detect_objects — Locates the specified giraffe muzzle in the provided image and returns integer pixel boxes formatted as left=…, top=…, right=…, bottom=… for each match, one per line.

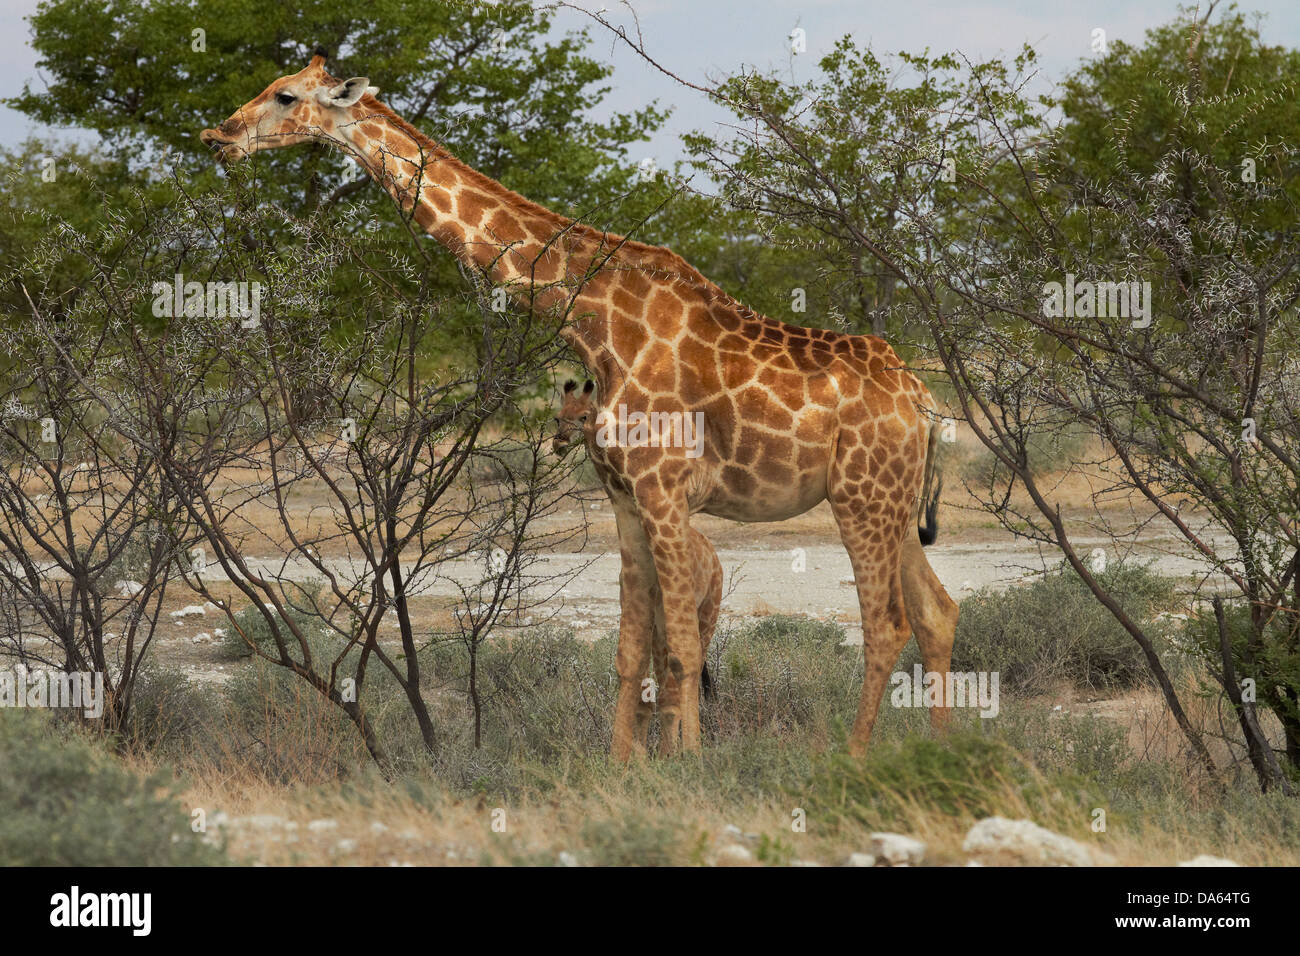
left=199, top=128, right=247, bottom=162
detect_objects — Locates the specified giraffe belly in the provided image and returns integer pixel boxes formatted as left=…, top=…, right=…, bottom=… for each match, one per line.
left=694, top=398, right=836, bottom=521
left=695, top=451, right=829, bottom=522
left=700, top=486, right=826, bottom=523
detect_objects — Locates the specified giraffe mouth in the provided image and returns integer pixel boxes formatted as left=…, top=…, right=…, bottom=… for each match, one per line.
left=199, top=129, right=246, bottom=162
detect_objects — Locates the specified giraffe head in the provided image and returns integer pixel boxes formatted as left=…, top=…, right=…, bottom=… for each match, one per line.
left=199, top=50, right=378, bottom=162
left=553, top=379, right=596, bottom=456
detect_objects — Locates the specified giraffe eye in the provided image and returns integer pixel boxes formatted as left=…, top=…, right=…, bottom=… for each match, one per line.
left=276, top=92, right=296, bottom=106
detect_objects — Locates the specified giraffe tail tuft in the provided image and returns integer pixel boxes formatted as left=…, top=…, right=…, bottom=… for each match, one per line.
left=918, top=420, right=943, bottom=547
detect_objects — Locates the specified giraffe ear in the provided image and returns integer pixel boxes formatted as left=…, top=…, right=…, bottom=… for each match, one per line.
left=319, top=77, right=371, bottom=107
left=583, top=380, right=594, bottom=395
left=563, top=380, right=577, bottom=394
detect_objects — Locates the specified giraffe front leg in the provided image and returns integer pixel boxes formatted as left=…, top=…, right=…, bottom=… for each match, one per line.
left=611, top=505, right=657, bottom=762
left=641, top=501, right=704, bottom=755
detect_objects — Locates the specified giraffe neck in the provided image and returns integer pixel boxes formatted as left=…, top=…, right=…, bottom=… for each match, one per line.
left=334, top=97, right=732, bottom=373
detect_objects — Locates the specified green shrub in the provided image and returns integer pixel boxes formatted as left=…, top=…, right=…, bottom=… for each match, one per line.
left=1180, top=600, right=1300, bottom=753
left=219, top=627, right=420, bottom=783
left=121, top=663, right=218, bottom=756
left=908, top=561, right=1177, bottom=695
left=580, top=813, right=692, bottom=866
left=1025, top=422, right=1092, bottom=477
left=0, top=710, right=226, bottom=865
left=424, top=628, right=617, bottom=781
left=219, top=598, right=330, bottom=660
left=419, top=617, right=860, bottom=792
left=799, top=730, right=1097, bottom=830
left=957, top=424, right=1092, bottom=485
left=990, top=698, right=1133, bottom=784
left=707, top=615, right=861, bottom=739
left=737, top=614, right=847, bottom=646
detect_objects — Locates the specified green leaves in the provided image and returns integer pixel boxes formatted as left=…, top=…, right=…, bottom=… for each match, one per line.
left=10, top=0, right=663, bottom=212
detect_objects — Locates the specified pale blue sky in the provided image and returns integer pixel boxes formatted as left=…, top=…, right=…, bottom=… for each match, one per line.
left=3, top=0, right=1297, bottom=161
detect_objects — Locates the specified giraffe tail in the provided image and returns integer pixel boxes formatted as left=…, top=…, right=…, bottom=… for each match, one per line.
left=701, top=662, right=714, bottom=698
left=918, top=420, right=943, bottom=547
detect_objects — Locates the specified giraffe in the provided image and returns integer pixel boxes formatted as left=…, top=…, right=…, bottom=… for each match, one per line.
left=200, top=50, right=959, bottom=759
left=554, top=378, right=722, bottom=752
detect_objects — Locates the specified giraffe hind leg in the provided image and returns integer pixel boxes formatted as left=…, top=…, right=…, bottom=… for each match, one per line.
left=653, top=595, right=682, bottom=755
left=901, top=534, right=959, bottom=733
left=828, top=453, right=915, bottom=756
left=694, top=527, right=723, bottom=699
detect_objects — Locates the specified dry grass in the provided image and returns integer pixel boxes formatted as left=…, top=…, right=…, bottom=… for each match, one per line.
left=102, top=612, right=1300, bottom=867
left=161, top=735, right=1300, bottom=867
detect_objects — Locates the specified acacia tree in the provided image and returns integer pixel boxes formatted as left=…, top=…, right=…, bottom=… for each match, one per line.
left=7, top=0, right=667, bottom=221
left=0, top=223, right=200, bottom=737
left=4, top=0, right=682, bottom=381
left=4, top=136, right=590, bottom=773
left=142, top=170, right=585, bottom=773
left=677, top=41, right=1032, bottom=339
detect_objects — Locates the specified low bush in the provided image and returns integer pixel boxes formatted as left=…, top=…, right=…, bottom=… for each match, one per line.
left=0, top=710, right=226, bottom=865
left=903, top=561, right=1177, bottom=696
left=799, top=730, right=1098, bottom=831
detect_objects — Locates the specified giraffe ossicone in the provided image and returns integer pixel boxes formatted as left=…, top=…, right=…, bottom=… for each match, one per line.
left=201, top=51, right=958, bottom=759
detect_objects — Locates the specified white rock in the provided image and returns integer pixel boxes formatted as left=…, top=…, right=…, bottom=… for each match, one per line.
left=191, top=632, right=211, bottom=644
left=962, top=817, right=1111, bottom=867
left=845, top=852, right=877, bottom=867
left=334, top=839, right=358, bottom=854
left=721, top=824, right=744, bottom=840
left=232, top=814, right=292, bottom=830
left=716, top=844, right=753, bottom=864
left=306, top=819, right=339, bottom=833
left=1178, top=855, right=1241, bottom=867
left=171, top=604, right=206, bottom=620
left=369, top=821, right=389, bottom=834
left=870, top=832, right=927, bottom=866
left=557, top=851, right=579, bottom=867
left=790, top=859, right=822, bottom=867
left=116, top=580, right=144, bottom=597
